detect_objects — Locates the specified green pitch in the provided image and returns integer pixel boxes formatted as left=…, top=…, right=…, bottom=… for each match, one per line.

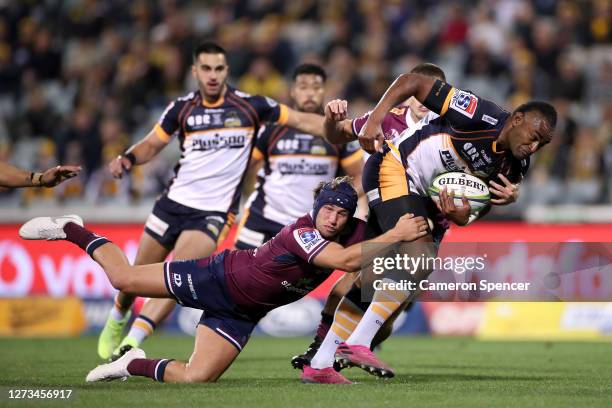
left=1, top=336, right=611, bottom=407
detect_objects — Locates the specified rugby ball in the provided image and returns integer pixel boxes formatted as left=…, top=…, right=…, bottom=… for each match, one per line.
left=428, top=172, right=490, bottom=213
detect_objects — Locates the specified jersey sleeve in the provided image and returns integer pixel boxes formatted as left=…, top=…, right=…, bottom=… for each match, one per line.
left=249, top=95, right=289, bottom=125
left=154, top=99, right=184, bottom=143
left=351, top=111, right=371, bottom=136
left=339, top=140, right=364, bottom=169
left=253, top=124, right=273, bottom=161
left=423, top=79, right=508, bottom=132
left=285, top=227, right=331, bottom=264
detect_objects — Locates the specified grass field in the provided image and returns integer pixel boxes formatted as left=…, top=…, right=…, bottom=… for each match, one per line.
left=1, top=336, right=611, bottom=407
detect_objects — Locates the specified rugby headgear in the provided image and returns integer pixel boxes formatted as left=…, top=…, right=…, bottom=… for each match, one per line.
left=312, top=179, right=358, bottom=220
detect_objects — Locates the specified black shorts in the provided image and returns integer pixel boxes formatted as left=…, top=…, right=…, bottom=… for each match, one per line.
left=363, top=153, right=446, bottom=246
left=234, top=210, right=284, bottom=250
left=163, top=251, right=256, bottom=351
left=144, top=195, right=234, bottom=249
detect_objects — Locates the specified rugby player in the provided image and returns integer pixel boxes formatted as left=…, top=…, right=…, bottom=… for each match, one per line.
left=19, top=177, right=429, bottom=383
left=303, top=74, right=556, bottom=383
left=98, top=42, right=326, bottom=361
left=291, top=63, right=458, bottom=370
left=0, top=162, right=80, bottom=188
left=234, top=63, right=364, bottom=360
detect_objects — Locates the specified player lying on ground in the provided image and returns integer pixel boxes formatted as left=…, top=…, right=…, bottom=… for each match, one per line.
left=19, top=177, right=428, bottom=383
left=301, top=73, right=557, bottom=384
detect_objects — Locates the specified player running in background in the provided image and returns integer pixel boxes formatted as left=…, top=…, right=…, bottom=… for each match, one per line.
left=234, top=63, right=364, bottom=356
left=19, top=177, right=428, bottom=383
left=97, top=42, right=325, bottom=361
left=0, top=162, right=80, bottom=188
left=235, top=63, right=364, bottom=250
left=303, top=73, right=556, bottom=383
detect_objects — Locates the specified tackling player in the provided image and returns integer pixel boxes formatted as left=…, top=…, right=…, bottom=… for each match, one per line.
left=233, top=63, right=364, bottom=359
left=19, top=177, right=429, bottom=383
left=303, top=73, right=556, bottom=383
left=97, top=42, right=326, bottom=361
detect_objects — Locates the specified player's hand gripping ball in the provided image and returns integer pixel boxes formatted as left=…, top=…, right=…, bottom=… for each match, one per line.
left=428, top=172, right=490, bottom=215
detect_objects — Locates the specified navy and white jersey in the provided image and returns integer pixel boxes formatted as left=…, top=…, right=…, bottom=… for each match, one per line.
left=154, top=87, right=289, bottom=212
left=370, top=80, right=528, bottom=200
left=243, top=124, right=363, bottom=227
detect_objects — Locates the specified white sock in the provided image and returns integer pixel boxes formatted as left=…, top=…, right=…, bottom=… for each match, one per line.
left=345, top=305, right=387, bottom=347
left=125, top=316, right=156, bottom=345
left=310, top=330, right=346, bottom=369
left=346, top=284, right=406, bottom=347
left=109, top=300, right=128, bottom=322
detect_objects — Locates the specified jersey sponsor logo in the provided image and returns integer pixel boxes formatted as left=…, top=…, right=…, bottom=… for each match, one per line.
left=481, top=149, right=493, bottom=164
left=310, top=145, right=327, bottom=155
left=145, top=213, right=169, bottom=237
left=264, top=96, right=278, bottom=108
left=450, top=90, right=478, bottom=118
left=293, top=228, right=325, bottom=253
left=277, top=159, right=330, bottom=176
left=482, top=114, right=498, bottom=125
left=281, top=280, right=310, bottom=295
left=191, top=133, right=248, bottom=151
left=187, top=274, right=198, bottom=300
left=173, top=273, right=182, bottom=287
left=224, top=112, right=242, bottom=127
left=439, top=150, right=465, bottom=172
left=187, top=113, right=226, bottom=128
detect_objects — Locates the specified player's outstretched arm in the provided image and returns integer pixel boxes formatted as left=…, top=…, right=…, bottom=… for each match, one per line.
left=0, top=162, right=81, bottom=188
left=284, top=107, right=325, bottom=138
left=313, top=214, right=428, bottom=272
left=109, top=128, right=168, bottom=179
left=359, top=73, right=436, bottom=152
left=324, top=99, right=356, bottom=144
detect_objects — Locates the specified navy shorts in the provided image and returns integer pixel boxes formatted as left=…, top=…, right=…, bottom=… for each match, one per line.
left=234, top=210, right=284, bottom=250
left=144, top=195, right=234, bottom=249
left=163, top=251, right=255, bottom=351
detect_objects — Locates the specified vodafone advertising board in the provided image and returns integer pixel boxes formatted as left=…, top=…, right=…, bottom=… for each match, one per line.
left=1, top=223, right=611, bottom=299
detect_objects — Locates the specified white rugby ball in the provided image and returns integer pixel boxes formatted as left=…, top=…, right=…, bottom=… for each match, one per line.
left=428, top=172, right=490, bottom=214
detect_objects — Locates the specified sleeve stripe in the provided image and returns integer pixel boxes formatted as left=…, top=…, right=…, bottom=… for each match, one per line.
left=154, top=124, right=171, bottom=143
left=440, top=88, right=455, bottom=117
left=277, top=104, right=289, bottom=125
left=351, top=119, right=359, bottom=136
left=308, top=240, right=331, bottom=263
left=251, top=147, right=264, bottom=161
left=341, top=150, right=364, bottom=168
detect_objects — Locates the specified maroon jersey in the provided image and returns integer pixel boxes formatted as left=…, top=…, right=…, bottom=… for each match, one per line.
left=224, top=214, right=366, bottom=319
left=352, top=105, right=436, bottom=140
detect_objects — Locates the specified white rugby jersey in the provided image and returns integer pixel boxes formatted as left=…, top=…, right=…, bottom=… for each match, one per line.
left=153, top=87, right=288, bottom=212
left=367, top=81, right=529, bottom=204
left=244, top=125, right=363, bottom=226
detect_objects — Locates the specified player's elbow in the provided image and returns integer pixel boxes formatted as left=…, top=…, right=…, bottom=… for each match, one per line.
left=338, top=256, right=361, bottom=273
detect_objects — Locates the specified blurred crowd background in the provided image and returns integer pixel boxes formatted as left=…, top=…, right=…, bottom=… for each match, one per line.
left=0, top=0, right=610, bottom=218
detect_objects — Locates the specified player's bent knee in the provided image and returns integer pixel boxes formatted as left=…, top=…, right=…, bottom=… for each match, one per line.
left=106, top=266, right=136, bottom=292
